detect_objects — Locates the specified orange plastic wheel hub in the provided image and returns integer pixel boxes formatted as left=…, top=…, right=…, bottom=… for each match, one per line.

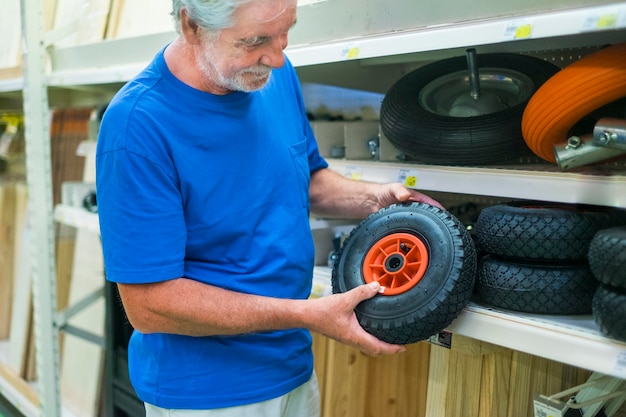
left=362, top=233, right=429, bottom=295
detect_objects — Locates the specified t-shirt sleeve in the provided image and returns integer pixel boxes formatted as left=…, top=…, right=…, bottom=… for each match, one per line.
left=96, top=147, right=187, bottom=284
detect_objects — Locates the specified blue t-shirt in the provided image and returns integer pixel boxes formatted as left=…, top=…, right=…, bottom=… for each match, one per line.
left=95, top=47, right=328, bottom=409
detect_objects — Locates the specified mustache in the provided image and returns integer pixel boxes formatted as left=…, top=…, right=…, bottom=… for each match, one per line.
left=240, top=65, right=272, bottom=76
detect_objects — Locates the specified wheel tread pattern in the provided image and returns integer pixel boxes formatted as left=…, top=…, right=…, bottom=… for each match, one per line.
left=475, top=201, right=626, bottom=260
left=592, top=284, right=626, bottom=343
left=477, top=255, right=597, bottom=314
left=332, top=203, right=477, bottom=345
left=588, top=226, right=626, bottom=288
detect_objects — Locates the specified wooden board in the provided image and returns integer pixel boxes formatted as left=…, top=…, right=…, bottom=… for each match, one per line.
left=0, top=0, right=21, bottom=73
left=315, top=335, right=430, bottom=417
left=365, top=342, right=430, bottom=417
left=0, top=182, right=27, bottom=339
left=425, top=334, right=594, bottom=417
left=59, top=137, right=104, bottom=417
left=7, top=186, right=30, bottom=377
left=52, top=0, right=111, bottom=47
left=106, top=0, right=173, bottom=39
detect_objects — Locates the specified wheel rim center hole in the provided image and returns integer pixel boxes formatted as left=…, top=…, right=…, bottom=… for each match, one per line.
left=385, top=254, right=405, bottom=273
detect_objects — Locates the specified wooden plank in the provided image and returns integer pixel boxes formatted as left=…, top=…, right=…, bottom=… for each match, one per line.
left=366, top=349, right=405, bottom=417
left=398, top=342, right=430, bottom=417
left=0, top=0, right=21, bottom=73
left=321, top=340, right=368, bottom=417
left=59, top=118, right=104, bottom=417
left=52, top=0, right=111, bottom=47
left=365, top=341, right=429, bottom=417
left=425, top=344, right=450, bottom=417
left=0, top=182, right=26, bottom=339
left=107, top=0, right=173, bottom=39
left=104, top=0, right=124, bottom=39
left=479, top=348, right=512, bottom=417
left=7, top=185, right=30, bottom=376
left=445, top=344, right=483, bottom=417
left=0, top=360, right=38, bottom=407
left=59, top=226, right=104, bottom=417
left=508, top=351, right=534, bottom=417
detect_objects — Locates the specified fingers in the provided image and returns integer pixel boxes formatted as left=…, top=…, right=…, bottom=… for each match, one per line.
left=381, top=183, right=445, bottom=210
left=409, top=192, right=445, bottom=209
left=343, top=283, right=407, bottom=356
left=402, top=187, right=445, bottom=209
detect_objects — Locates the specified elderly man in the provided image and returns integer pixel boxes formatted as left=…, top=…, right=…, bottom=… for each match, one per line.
left=96, top=0, right=441, bottom=415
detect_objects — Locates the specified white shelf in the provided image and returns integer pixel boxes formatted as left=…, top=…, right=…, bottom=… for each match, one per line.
left=53, top=205, right=100, bottom=234
left=0, top=78, right=23, bottom=94
left=327, top=159, right=626, bottom=208
left=448, top=302, right=626, bottom=379
left=1, top=2, right=624, bottom=93
left=313, top=267, right=626, bottom=378
left=287, top=2, right=626, bottom=67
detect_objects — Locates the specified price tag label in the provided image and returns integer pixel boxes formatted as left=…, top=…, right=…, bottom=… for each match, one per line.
left=533, top=395, right=567, bottom=417
left=503, top=21, right=534, bottom=40
left=613, top=351, right=626, bottom=373
left=398, top=169, right=418, bottom=188
left=581, top=12, right=619, bottom=31
left=428, top=331, right=452, bottom=349
left=340, top=44, right=360, bottom=60
left=344, top=166, right=363, bottom=180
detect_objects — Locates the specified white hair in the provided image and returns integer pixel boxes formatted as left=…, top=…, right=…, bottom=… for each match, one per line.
left=171, top=0, right=258, bottom=34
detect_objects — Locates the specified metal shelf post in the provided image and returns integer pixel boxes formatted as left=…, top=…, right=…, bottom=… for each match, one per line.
left=20, top=0, right=62, bottom=416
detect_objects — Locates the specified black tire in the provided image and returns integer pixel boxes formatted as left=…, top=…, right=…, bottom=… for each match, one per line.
left=593, top=284, right=626, bottom=343
left=477, top=255, right=598, bottom=314
left=475, top=201, right=626, bottom=261
left=331, top=203, right=477, bottom=345
left=588, top=226, right=626, bottom=288
left=380, top=53, right=560, bottom=165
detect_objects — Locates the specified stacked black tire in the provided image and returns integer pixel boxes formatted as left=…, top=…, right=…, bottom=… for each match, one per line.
left=589, top=226, right=626, bottom=343
left=474, top=201, right=626, bottom=315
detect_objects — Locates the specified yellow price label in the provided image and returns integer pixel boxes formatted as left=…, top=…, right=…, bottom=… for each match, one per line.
left=346, top=47, right=360, bottom=59
left=596, top=14, right=617, bottom=29
left=405, top=176, right=417, bottom=187
left=350, top=172, right=362, bottom=180
left=515, top=24, right=533, bottom=39
left=345, top=166, right=363, bottom=180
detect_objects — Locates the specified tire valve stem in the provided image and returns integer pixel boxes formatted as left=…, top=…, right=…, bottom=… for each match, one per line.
left=400, top=243, right=410, bottom=253
left=466, top=48, right=481, bottom=100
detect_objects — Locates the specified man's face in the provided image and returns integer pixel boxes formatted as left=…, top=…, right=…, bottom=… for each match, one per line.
left=196, top=0, right=298, bottom=94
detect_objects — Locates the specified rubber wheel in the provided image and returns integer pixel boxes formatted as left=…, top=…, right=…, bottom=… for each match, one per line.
left=593, top=284, right=626, bottom=343
left=380, top=53, right=560, bottom=165
left=588, top=226, right=626, bottom=288
left=521, top=42, right=626, bottom=163
left=477, top=255, right=597, bottom=314
left=331, top=203, right=477, bottom=345
left=475, top=200, right=626, bottom=261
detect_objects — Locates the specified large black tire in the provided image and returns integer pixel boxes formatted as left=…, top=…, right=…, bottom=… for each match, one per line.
left=593, top=284, right=626, bottom=343
left=380, top=53, right=560, bottom=165
left=332, top=203, right=476, bottom=345
left=477, top=255, right=598, bottom=314
left=475, top=201, right=626, bottom=261
left=588, top=226, right=626, bottom=288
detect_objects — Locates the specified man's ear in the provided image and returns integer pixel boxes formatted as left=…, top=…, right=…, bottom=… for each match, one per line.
left=180, top=7, right=203, bottom=45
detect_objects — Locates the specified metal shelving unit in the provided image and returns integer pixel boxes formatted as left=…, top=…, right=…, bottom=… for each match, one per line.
left=1, top=1, right=626, bottom=416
